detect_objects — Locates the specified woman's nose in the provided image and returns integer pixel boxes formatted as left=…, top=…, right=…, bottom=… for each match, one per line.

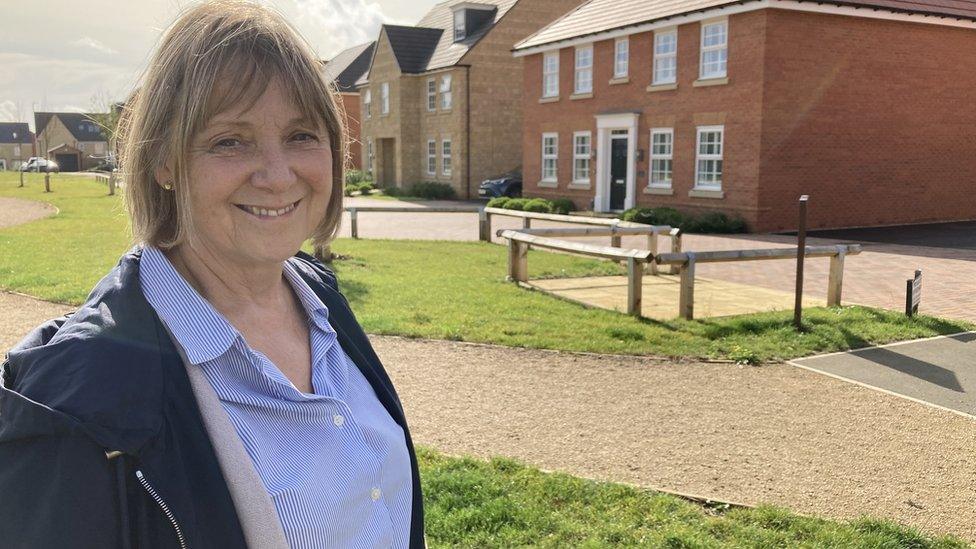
left=251, top=144, right=297, bottom=191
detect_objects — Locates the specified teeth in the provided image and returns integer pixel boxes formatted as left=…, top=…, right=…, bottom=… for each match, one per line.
left=243, top=202, right=297, bottom=217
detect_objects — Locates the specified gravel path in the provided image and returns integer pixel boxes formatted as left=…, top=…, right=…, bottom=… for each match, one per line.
left=372, top=335, right=976, bottom=543
left=0, top=197, right=57, bottom=230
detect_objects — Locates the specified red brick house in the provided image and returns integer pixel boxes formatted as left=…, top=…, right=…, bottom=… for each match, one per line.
left=514, top=0, right=976, bottom=232
left=323, top=42, right=374, bottom=172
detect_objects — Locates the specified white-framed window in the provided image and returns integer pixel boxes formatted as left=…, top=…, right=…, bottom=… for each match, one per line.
left=614, top=38, right=629, bottom=78
left=426, top=139, right=436, bottom=175
left=380, top=82, right=389, bottom=115
left=700, top=20, right=728, bottom=79
left=653, top=30, right=677, bottom=85
left=541, top=133, right=558, bottom=182
left=14, top=144, right=21, bottom=156
left=366, top=138, right=374, bottom=175
left=440, top=74, right=453, bottom=109
left=543, top=52, right=559, bottom=98
left=441, top=139, right=452, bottom=176
left=649, top=128, right=673, bottom=188
left=453, top=9, right=465, bottom=41
left=695, top=126, right=724, bottom=190
left=574, top=45, right=593, bottom=94
left=364, top=89, right=372, bottom=119
left=426, top=78, right=436, bottom=111
left=573, top=131, right=591, bottom=183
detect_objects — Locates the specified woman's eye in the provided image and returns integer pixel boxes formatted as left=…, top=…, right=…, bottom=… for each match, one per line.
left=292, top=132, right=319, bottom=143
left=213, top=138, right=242, bottom=149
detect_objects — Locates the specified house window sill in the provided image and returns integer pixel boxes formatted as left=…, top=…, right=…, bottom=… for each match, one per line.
left=644, top=186, right=674, bottom=195
left=609, top=76, right=629, bottom=85
left=568, top=181, right=591, bottom=190
left=440, top=108, right=453, bottom=113
left=693, top=77, right=729, bottom=87
left=569, top=92, right=593, bottom=101
left=539, top=96, right=560, bottom=104
left=689, top=188, right=724, bottom=199
left=646, top=83, right=677, bottom=92
left=538, top=180, right=558, bottom=188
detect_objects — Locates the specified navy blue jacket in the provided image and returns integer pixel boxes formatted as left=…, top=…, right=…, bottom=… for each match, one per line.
left=0, top=248, right=425, bottom=548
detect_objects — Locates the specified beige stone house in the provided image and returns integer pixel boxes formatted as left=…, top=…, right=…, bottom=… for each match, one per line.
left=357, top=0, right=583, bottom=198
left=34, top=112, right=109, bottom=172
left=0, top=123, right=33, bottom=170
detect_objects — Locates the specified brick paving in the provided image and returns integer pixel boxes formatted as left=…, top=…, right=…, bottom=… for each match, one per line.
left=343, top=197, right=976, bottom=323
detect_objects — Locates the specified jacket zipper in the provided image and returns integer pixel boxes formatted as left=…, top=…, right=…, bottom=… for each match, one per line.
left=135, top=470, right=188, bottom=549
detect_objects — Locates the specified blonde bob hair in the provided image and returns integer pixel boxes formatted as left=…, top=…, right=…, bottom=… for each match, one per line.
left=119, top=0, right=345, bottom=250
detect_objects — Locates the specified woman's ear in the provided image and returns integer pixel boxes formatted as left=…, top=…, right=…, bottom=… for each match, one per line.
left=154, top=161, right=174, bottom=189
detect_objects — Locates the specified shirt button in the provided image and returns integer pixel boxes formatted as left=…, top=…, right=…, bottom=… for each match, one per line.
left=333, top=414, right=345, bottom=427
left=370, top=487, right=382, bottom=501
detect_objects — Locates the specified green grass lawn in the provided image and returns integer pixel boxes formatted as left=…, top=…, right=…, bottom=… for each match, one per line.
left=0, top=173, right=969, bottom=363
left=1, top=173, right=971, bottom=546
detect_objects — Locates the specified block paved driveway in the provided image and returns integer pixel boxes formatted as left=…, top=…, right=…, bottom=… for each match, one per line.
left=342, top=198, right=976, bottom=323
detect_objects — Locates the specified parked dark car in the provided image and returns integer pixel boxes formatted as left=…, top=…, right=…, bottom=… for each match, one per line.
left=19, top=157, right=59, bottom=173
left=478, top=171, right=522, bottom=198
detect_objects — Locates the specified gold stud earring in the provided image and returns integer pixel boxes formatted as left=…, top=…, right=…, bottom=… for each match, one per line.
left=162, top=181, right=173, bottom=190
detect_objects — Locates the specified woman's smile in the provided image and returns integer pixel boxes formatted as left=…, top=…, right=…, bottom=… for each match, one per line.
left=234, top=198, right=302, bottom=220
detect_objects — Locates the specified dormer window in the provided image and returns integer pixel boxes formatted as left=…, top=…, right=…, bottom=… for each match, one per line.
left=451, top=3, right=497, bottom=42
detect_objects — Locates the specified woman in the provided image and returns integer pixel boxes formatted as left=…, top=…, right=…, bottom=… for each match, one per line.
left=0, top=2, right=424, bottom=548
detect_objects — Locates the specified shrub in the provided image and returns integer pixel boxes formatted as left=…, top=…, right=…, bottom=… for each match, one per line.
left=486, top=197, right=511, bottom=208
left=620, top=207, right=746, bottom=234
left=549, top=198, right=576, bottom=215
left=409, top=181, right=457, bottom=200
left=357, top=182, right=375, bottom=195
left=685, top=212, right=747, bottom=234
left=505, top=198, right=529, bottom=211
left=622, top=207, right=685, bottom=227
left=523, top=198, right=552, bottom=213
left=382, top=185, right=403, bottom=197
left=345, top=169, right=370, bottom=185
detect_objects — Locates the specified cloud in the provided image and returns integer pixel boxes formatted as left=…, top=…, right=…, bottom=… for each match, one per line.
left=289, top=0, right=389, bottom=58
left=71, top=36, right=119, bottom=56
left=0, top=100, right=20, bottom=123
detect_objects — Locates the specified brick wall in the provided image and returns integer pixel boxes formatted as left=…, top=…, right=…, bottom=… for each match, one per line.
left=522, top=11, right=766, bottom=225
left=757, top=10, right=976, bottom=232
left=338, top=92, right=362, bottom=171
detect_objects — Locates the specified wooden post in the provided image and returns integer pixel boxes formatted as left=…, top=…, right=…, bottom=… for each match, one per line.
left=827, top=247, right=846, bottom=307
left=480, top=210, right=491, bottom=243
left=610, top=223, right=622, bottom=248
left=645, top=231, right=659, bottom=275
left=794, top=195, right=809, bottom=330
left=627, top=257, right=642, bottom=316
left=522, top=217, right=531, bottom=230
left=44, top=172, right=51, bottom=193
left=679, top=253, right=696, bottom=320
left=19, top=169, right=24, bottom=188
left=507, top=240, right=528, bottom=282
left=349, top=208, right=359, bottom=239
left=108, top=170, right=116, bottom=196
left=669, top=229, right=682, bottom=275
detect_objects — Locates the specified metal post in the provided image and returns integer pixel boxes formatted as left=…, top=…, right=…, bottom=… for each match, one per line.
left=350, top=208, right=359, bottom=239
left=794, top=195, right=809, bottom=330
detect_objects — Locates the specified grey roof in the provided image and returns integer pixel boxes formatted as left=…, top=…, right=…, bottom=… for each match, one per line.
left=383, top=25, right=445, bottom=73
left=515, top=0, right=976, bottom=51
left=323, top=42, right=375, bottom=92
left=0, top=122, right=32, bottom=144
left=34, top=112, right=108, bottom=142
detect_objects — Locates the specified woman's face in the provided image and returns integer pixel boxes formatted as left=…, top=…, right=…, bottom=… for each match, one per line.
left=172, top=77, right=333, bottom=268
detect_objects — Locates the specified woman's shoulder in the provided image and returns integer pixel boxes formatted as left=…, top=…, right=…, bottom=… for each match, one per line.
left=288, top=250, right=339, bottom=291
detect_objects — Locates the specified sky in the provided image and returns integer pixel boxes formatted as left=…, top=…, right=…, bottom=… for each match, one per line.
left=0, top=0, right=439, bottom=131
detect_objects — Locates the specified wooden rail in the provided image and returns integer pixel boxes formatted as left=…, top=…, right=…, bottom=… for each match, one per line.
left=497, top=229, right=652, bottom=315
left=655, top=244, right=863, bottom=320
left=483, top=206, right=656, bottom=243
left=344, top=205, right=486, bottom=239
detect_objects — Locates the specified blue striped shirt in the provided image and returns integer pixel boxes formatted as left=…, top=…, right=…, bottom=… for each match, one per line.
left=138, top=246, right=412, bottom=549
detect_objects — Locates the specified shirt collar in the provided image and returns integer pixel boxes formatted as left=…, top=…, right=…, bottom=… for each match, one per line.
left=139, top=246, right=240, bottom=365
left=281, top=259, right=334, bottom=335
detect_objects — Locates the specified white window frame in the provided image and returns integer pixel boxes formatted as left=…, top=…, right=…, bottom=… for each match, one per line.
left=613, top=38, right=629, bottom=78
left=574, top=45, right=593, bottom=94
left=13, top=144, right=21, bottom=156
left=695, top=125, right=724, bottom=190
left=543, top=52, right=559, bottom=98
left=572, top=131, right=591, bottom=184
left=699, top=20, right=728, bottom=80
left=453, top=9, right=466, bottom=41
left=440, top=74, right=453, bottom=110
left=426, top=139, right=436, bottom=175
left=426, top=78, right=437, bottom=112
left=652, top=29, right=677, bottom=85
left=649, top=128, right=674, bottom=188
left=441, top=139, right=452, bottom=176
left=380, top=82, right=389, bottom=115
left=364, top=89, right=372, bottom=119
left=541, top=132, right=558, bottom=182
